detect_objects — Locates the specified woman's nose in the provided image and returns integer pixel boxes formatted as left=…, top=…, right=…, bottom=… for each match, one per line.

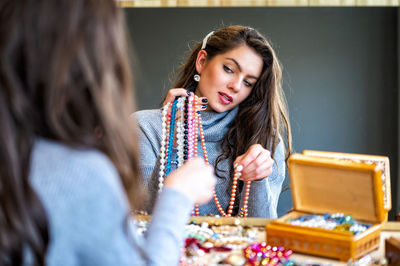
left=228, top=77, right=242, bottom=92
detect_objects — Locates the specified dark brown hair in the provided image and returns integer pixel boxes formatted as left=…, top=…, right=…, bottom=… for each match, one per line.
left=0, top=0, right=141, bottom=264
left=174, top=25, right=292, bottom=178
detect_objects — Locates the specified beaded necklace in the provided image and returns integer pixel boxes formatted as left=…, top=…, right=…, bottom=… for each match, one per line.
left=176, top=97, right=184, bottom=167
left=158, top=95, right=252, bottom=217
left=158, top=102, right=172, bottom=193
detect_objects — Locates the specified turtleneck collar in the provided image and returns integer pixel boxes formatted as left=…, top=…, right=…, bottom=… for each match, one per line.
left=199, top=107, right=238, bottom=142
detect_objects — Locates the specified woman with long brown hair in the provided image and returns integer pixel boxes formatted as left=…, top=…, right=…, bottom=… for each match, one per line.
left=0, top=0, right=215, bottom=265
left=136, top=25, right=292, bottom=218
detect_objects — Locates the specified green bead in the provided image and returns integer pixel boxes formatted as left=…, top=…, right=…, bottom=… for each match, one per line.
left=196, top=235, right=205, bottom=242
left=344, top=215, right=353, bottom=223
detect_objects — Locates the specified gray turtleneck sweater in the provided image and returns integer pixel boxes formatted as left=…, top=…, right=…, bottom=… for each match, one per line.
left=135, top=107, right=285, bottom=218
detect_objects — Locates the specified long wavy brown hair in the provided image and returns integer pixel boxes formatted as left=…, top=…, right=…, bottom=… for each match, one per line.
left=0, top=0, right=142, bottom=264
left=174, top=25, right=292, bottom=178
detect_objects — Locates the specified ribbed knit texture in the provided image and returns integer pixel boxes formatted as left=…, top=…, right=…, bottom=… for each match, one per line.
left=29, top=139, right=193, bottom=265
left=135, top=107, right=285, bottom=218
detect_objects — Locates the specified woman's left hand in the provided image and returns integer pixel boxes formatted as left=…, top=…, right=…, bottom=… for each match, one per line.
left=233, top=144, right=274, bottom=182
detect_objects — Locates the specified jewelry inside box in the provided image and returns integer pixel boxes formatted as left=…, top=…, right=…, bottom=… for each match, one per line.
left=285, top=212, right=371, bottom=235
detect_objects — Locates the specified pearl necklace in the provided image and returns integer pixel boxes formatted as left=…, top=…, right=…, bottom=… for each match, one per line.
left=158, top=102, right=172, bottom=193
left=159, top=95, right=251, bottom=217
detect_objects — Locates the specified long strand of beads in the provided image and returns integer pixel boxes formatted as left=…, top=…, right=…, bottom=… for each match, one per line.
left=227, top=165, right=242, bottom=216
left=183, top=97, right=189, bottom=161
left=197, top=113, right=208, bottom=163
left=198, top=110, right=226, bottom=216
left=158, top=102, right=172, bottom=193
left=197, top=111, right=246, bottom=217
left=165, top=100, right=177, bottom=176
left=193, top=96, right=199, bottom=158
left=242, top=181, right=251, bottom=217
left=187, top=95, right=194, bottom=160
left=176, top=97, right=185, bottom=167
left=193, top=96, right=200, bottom=216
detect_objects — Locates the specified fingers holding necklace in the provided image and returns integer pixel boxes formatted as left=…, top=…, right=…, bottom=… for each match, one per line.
left=163, top=89, right=208, bottom=111
left=163, top=88, right=188, bottom=106
left=234, top=144, right=274, bottom=182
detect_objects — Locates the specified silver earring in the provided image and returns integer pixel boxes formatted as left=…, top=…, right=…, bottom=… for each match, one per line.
left=194, top=74, right=201, bottom=82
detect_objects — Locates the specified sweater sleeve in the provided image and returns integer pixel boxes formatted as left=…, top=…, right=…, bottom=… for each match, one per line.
left=267, top=138, right=286, bottom=215
left=134, top=110, right=166, bottom=213
left=74, top=165, right=192, bottom=266
left=136, top=119, right=159, bottom=184
left=140, top=188, right=193, bottom=265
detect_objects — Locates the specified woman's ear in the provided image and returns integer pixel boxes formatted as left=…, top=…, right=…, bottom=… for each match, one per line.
left=195, top=50, right=208, bottom=74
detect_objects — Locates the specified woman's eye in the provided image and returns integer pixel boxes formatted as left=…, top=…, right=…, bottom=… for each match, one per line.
left=223, top=65, right=233, bottom=73
left=244, top=80, right=253, bottom=87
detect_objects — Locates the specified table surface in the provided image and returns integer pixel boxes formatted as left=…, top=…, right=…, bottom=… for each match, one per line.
left=136, top=216, right=400, bottom=265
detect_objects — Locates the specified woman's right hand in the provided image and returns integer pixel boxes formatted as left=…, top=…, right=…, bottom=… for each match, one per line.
left=162, top=88, right=208, bottom=111
left=164, top=157, right=216, bottom=205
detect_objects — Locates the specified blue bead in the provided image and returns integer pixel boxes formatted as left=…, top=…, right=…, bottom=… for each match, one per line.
left=211, top=233, right=219, bottom=239
left=298, top=216, right=307, bottom=222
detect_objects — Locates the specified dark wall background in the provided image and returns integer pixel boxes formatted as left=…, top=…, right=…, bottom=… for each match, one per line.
left=124, top=7, right=399, bottom=219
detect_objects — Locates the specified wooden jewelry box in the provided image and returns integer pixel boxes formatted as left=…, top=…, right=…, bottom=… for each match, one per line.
left=266, top=150, right=391, bottom=261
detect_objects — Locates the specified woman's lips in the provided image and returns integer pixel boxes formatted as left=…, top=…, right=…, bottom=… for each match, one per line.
left=218, top=92, right=233, bottom=105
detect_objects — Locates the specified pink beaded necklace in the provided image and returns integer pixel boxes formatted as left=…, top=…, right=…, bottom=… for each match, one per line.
left=159, top=95, right=251, bottom=217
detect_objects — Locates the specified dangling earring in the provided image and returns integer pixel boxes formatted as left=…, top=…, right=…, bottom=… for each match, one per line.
left=194, top=74, right=200, bottom=82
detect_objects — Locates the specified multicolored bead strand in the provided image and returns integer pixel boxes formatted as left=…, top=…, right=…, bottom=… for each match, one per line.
left=158, top=94, right=252, bottom=217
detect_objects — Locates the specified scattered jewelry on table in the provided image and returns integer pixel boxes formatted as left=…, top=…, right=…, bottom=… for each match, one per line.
left=185, top=222, right=259, bottom=250
left=243, top=242, right=293, bottom=266
left=133, top=218, right=390, bottom=266
left=180, top=221, right=294, bottom=265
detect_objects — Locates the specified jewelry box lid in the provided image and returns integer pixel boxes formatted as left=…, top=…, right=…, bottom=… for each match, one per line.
left=288, top=152, right=386, bottom=223
left=302, top=150, right=391, bottom=212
